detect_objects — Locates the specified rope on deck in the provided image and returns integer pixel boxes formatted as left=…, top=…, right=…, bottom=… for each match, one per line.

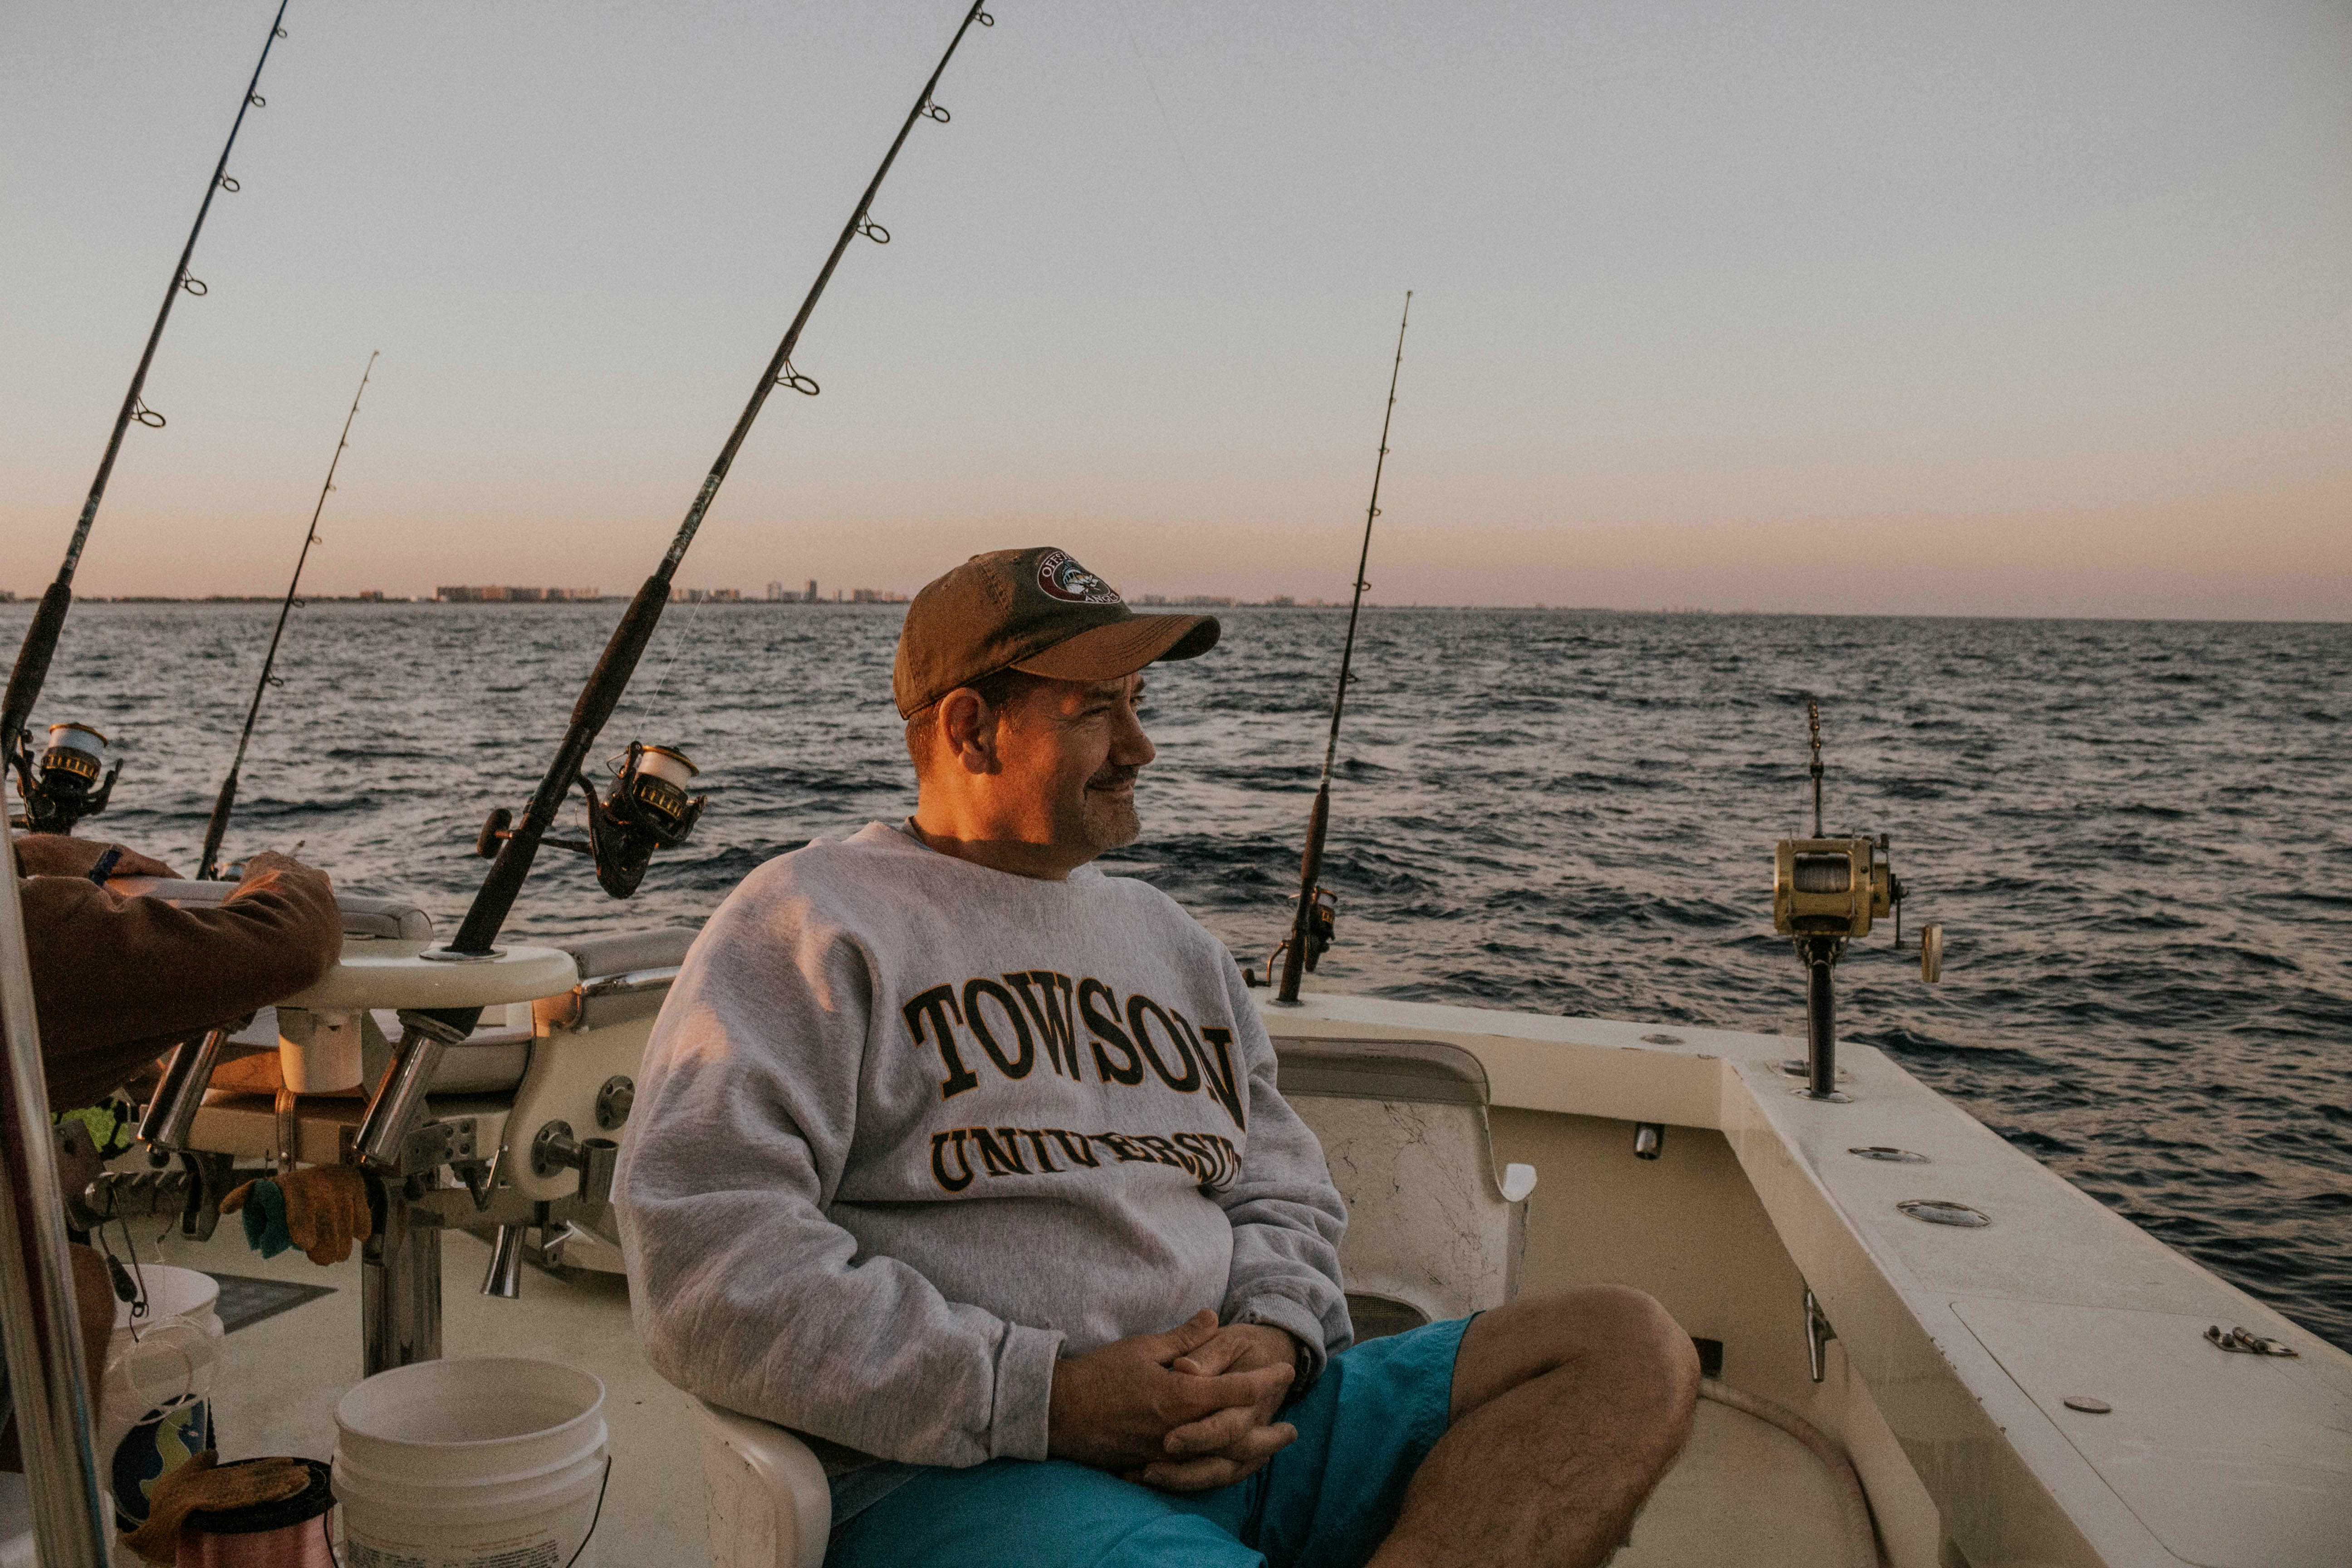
left=1698, top=1379, right=1886, bottom=1568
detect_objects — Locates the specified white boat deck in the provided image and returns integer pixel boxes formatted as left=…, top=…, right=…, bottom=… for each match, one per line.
left=137, top=1214, right=1868, bottom=1568
left=67, top=989, right=2351, bottom=1568
left=132, top=1223, right=709, bottom=1568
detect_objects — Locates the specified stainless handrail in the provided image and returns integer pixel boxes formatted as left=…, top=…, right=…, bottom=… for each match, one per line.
left=0, top=820, right=110, bottom=1563
left=578, top=964, right=683, bottom=999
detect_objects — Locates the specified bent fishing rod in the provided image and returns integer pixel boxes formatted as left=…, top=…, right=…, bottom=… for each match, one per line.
left=196, top=351, right=378, bottom=881
left=348, top=0, right=999, bottom=1172
left=2, top=0, right=294, bottom=833
left=1274, top=290, right=1412, bottom=1005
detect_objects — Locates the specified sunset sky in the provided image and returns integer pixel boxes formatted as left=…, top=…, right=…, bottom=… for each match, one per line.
left=4, top=1, right=2347, bottom=617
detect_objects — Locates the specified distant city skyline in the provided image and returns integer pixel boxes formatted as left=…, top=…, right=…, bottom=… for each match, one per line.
left=5, top=2, right=2347, bottom=620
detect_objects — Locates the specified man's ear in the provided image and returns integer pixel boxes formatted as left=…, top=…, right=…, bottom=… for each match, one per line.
left=936, top=687, right=1002, bottom=775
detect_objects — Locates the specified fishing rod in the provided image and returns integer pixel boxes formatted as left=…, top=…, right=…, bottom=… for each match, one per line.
left=1273, top=290, right=1412, bottom=1005
left=196, top=351, right=378, bottom=881
left=349, top=0, right=999, bottom=1176
left=2, top=0, right=294, bottom=836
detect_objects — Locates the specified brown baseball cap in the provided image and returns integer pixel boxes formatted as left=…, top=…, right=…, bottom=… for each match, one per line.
left=892, top=546, right=1220, bottom=717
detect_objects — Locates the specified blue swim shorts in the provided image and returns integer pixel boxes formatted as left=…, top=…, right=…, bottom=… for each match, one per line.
left=829, top=1315, right=1471, bottom=1568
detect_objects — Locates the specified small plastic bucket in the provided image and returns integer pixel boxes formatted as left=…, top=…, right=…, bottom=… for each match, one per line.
left=102, top=1264, right=224, bottom=1530
left=332, top=1357, right=608, bottom=1568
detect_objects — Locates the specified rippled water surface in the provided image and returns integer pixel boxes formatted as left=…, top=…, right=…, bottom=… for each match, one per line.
left=10, top=602, right=2349, bottom=1348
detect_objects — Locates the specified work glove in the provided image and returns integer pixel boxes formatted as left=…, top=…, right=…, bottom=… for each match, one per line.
left=121, top=1450, right=311, bottom=1565
left=220, top=1163, right=374, bottom=1264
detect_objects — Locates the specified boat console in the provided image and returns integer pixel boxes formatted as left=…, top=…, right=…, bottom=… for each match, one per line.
left=92, top=877, right=693, bottom=1375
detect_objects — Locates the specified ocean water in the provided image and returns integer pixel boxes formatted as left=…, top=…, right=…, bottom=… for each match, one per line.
left=9, top=600, right=2349, bottom=1348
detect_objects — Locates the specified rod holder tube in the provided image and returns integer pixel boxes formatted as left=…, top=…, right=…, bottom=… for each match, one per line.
left=353, top=1024, right=451, bottom=1171
left=138, top=1027, right=226, bottom=1152
left=0, top=825, right=110, bottom=1565
left=480, top=1224, right=524, bottom=1299
left=1806, top=957, right=1836, bottom=1099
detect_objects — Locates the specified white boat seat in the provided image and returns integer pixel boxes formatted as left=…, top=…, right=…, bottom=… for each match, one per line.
left=696, top=1398, right=831, bottom=1568
left=1270, top=1037, right=1536, bottom=1333
left=694, top=1033, right=1537, bottom=1568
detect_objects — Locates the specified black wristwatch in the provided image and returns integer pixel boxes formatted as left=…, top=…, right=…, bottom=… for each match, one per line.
left=1283, top=1332, right=1319, bottom=1408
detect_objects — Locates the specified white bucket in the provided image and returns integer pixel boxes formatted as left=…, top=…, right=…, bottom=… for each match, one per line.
left=333, top=1357, right=608, bottom=1568
left=99, top=1264, right=223, bottom=1529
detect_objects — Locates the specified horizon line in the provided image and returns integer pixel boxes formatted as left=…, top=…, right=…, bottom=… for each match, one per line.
left=4, top=595, right=2344, bottom=628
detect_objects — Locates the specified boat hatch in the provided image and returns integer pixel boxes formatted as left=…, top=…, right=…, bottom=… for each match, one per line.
left=1952, top=1298, right=2352, bottom=1568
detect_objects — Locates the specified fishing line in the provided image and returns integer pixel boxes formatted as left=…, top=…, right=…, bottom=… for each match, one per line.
left=1108, top=0, right=1239, bottom=278
left=624, top=396, right=807, bottom=743
left=625, top=592, right=709, bottom=749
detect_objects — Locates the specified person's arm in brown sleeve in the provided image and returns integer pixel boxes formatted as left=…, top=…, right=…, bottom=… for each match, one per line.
left=21, top=851, right=343, bottom=1109
left=11, top=834, right=177, bottom=881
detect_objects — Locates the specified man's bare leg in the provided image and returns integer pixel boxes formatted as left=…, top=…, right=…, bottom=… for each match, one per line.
left=1368, top=1286, right=1701, bottom=1568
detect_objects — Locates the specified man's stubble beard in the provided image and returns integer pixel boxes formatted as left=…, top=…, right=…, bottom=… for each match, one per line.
left=1078, top=779, right=1143, bottom=854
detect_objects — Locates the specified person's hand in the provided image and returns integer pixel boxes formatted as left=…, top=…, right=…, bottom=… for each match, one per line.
left=235, top=849, right=328, bottom=893
left=11, top=833, right=177, bottom=880
left=1131, top=1322, right=1303, bottom=1492
left=1048, top=1309, right=1295, bottom=1484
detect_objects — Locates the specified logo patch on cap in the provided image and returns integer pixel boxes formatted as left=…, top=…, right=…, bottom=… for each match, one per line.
left=1035, top=549, right=1122, bottom=606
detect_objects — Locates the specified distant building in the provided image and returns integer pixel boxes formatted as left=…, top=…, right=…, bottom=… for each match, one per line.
left=848, top=588, right=908, bottom=603
left=671, top=587, right=745, bottom=604
left=806, top=579, right=819, bottom=603
left=435, top=585, right=600, bottom=603
left=765, top=581, right=784, bottom=601
left=357, top=590, right=387, bottom=602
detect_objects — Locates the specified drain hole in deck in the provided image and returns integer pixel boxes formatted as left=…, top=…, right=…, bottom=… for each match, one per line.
left=207, top=1273, right=337, bottom=1333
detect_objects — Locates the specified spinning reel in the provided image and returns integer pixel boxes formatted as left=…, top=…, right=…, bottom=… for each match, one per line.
left=9, top=722, right=121, bottom=836
left=477, top=741, right=706, bottom=899
left=1771, top=702, right=1942, bottom=1101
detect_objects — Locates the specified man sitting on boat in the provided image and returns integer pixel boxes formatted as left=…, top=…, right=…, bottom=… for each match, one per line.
left=617, top=546, right=1698, bottom=1568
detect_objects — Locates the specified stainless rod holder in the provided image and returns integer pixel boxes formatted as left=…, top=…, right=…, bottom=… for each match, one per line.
left=1806, top=956, right=1836, bottom=1098
left=138, top=1026, right=227, bottom=1151
left=480, top=1223, right=524, bottom=1299
left=0, top=823, right=110, bottom=1564
left=353, top=1021, right=453, bottom=1171
left=273, top=1083, right=300, bottom=1172
left=362, top=1190, right=441, bottom=1375
left=1793, top=936, right=1850, bottom=1103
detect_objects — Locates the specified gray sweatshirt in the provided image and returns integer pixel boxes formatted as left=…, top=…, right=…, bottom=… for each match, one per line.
left=613, top=822, right=1350, bottom=1470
